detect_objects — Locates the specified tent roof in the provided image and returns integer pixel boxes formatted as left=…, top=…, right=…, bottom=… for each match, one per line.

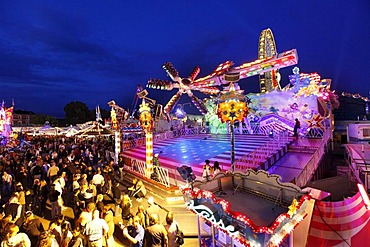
left=76, top=121, right=113, bottom=137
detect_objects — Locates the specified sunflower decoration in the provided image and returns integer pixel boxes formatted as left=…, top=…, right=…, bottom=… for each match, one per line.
left=287, top=198, right=299, bottom=217
left=139, top=100, right=153, bottom=131
left=217, top=84, right=248, bottom=124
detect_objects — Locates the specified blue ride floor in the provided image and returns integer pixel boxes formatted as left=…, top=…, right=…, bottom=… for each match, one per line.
left=153, top=139, right=229, bottom=164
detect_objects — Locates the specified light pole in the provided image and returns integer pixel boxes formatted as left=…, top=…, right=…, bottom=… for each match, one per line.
left=139, top=99, right=154, bottom=178
left=217, top=83, right=248, bottom=172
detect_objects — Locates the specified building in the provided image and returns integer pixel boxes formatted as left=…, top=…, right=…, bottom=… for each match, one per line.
left=12, top=110, right=35, bottom=127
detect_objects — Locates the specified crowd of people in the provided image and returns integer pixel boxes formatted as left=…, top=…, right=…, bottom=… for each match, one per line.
left=0, top=136, right=182, bottom=247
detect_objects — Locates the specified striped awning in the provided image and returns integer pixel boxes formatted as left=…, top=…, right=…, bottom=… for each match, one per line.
left=307, top=185, right=370, bottom=246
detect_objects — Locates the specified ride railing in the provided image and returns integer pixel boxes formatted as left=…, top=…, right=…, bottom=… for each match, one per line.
left=125, top=158, right=171, bottom=188
left=294, top=127, right=331, bottom=187
left=234, top=130, right=290, bottom=171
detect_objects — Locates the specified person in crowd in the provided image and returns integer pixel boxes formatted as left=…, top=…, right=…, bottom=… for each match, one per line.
left=202, top=160, right=212, bottom=181
left=48, top=184, right=61, bottom=219
left=38, top=179, right=49, bottom=217
left=127, top=178, right=138, bottom=197
left=0, top=215, right=12, bottom=241
left=120, top=215, right=144, bottom=247
left=213, top=161, right=222, bottom=176
left=121, top=194, right=133, bottom=221
left=164, top=211, right=179, bottom=247
left=96, top=194, right=105, bottom=217
left=3, top=195, right=23, bottom=227
left=0, top=223, right=31, bottom=247
left=77, top=202, right=95, bottom=228
left=92, top=169, right=105, bottom=195
left=84, top=210, right=109, bottom=247
left=68, top=226, right=86, bottom=247
left=111, top=181, right=122, bottom=217
left=143, top=213, right=168, bottom=247
left=132, top=180, right=146, bottom=202
left=103, top=205, right=115, bottom=247
left=47, top=161, right=59, bottom=184
left=15, top=183, right=26, bottom=217
left=136, top=205, right=148, bottom=229
left=145, top=197, right=160, bottom=225
left=2, top=170, right=13, bottom=197
left=60, top=222, right=73, bottom=247
left=293, top=118, right=300, bottom=139
left=48, top=220, right=62, bottom=246
left=88, top=180, right=97, bottom=202
left=20, top=211, right=44, bottom=246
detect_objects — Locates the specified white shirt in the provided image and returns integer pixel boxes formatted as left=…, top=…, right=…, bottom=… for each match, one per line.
left=92, top=174, right=104, bottom=185
left=0, top=232, right=31, bottom=247
left=84, top=218, right=109, bottom=241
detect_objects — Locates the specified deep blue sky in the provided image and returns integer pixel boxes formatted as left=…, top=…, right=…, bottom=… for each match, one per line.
left=1, top=1, right=369, bottom=118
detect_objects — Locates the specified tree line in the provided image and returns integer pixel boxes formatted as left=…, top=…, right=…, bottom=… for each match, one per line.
left=19, top=101, right=111, bottom=126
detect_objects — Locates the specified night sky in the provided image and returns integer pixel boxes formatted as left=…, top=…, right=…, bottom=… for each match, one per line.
left=1, top=1, right=369, bottom=118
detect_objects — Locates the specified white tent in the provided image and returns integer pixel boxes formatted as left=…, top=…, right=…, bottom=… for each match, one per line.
left=61, top=125, right=80, bottom=137
left=36, top=124, right=61, bottom=136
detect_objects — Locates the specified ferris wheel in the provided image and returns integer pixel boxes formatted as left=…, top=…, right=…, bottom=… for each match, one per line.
left=258, top=28, right=281, bottom=93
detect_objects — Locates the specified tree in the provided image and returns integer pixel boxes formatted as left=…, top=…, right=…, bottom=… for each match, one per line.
left=31, top=114, right=58, bottom=125
left=64, top=101, right=93, bottom=125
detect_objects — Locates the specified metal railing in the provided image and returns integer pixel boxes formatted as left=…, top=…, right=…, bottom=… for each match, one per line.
left=125, top=158, right=171, bottom=188
left=234, top=130, right=290, bottom=171
left=294, top=128, right=331, bottom=187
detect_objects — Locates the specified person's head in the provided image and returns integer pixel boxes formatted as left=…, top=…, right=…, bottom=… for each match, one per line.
left=92, top=210, right=100, bottom=220
left=48, top=221, right=58, bottom=231
left=205, top=160, right=210, bottom=165
left=214, top=161, right=220, bottom=169
left=96, top=194, right=104, bottom=202
left=61, top=222, right=70, bottom=232
left=149, top=213, right=159, bottom=225
left=138, top=205, right=145, bottom=213
left=103, top=204, right=112, bottom=213
left=86, top=202, right=96, bottom=212
left=25, top=211, right=34, bottom=220
left=137, top=180, right=143, bottom=187
left=123, top=194, right=131, bottom=204
left=72, top=226, right=82, bottom=237
left=4, top=223, right=19, bottom=239
left=147, top=196, right=154, bottom=206
left=57, top=215, right=65, bottom=225
left=133, top=215, right=141, bottom=229
left=166, top=211, right=174, bottom=225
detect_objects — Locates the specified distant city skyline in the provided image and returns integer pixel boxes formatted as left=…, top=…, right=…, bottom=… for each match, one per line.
left=0, top=1, right=369, bottom=118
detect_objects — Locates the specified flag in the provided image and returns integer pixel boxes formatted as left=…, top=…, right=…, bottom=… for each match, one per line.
left=96, top=105, right=102, bottom=122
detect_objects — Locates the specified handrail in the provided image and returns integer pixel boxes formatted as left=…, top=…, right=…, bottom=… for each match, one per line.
left=125, top=158, right=170, bottom=188
left=234, top=130, right=290, bottom=171
left=294, top=127, right=331, bottom=187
